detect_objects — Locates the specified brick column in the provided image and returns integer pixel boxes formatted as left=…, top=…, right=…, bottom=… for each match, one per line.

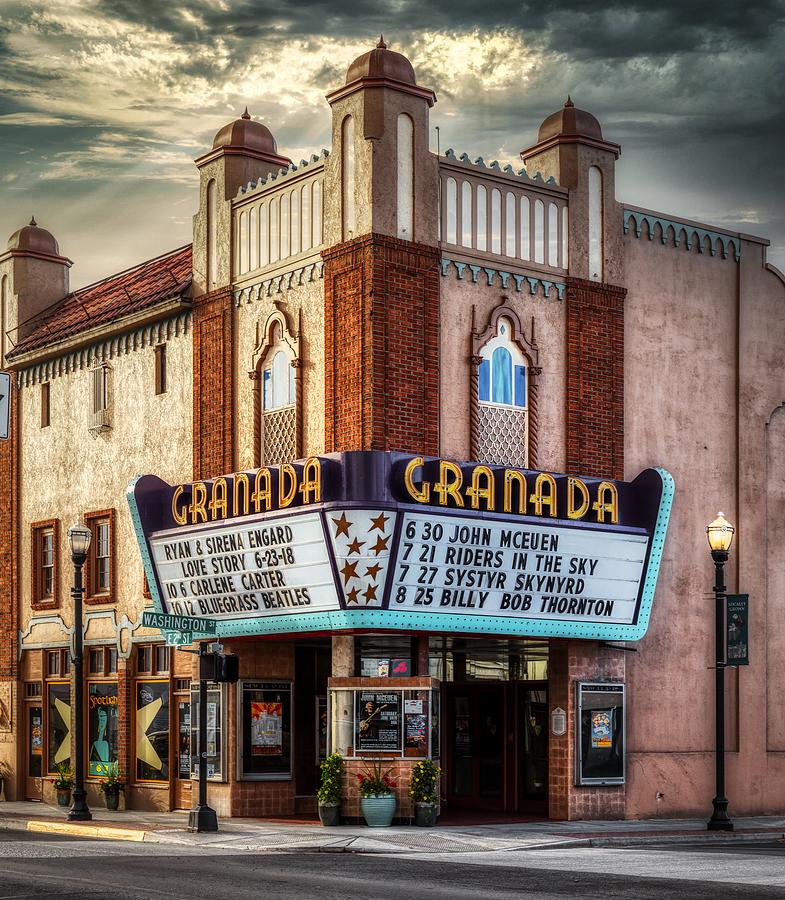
left=0, top=378, right=19, bottom=681
left=549, top=640, right=626, bottom=820
left=322, top=234, right=440, bottom=454
left=192, top=287, right=234, bottom=479
left=565, top=278, right=625, bottom=480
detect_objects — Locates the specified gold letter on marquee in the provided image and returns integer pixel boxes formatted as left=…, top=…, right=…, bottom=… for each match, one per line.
left=251, top=468, right=271, bottom=513
left=299, top=457, right=322, bottom=504
left=172, top=484, right=188, bottom=526
left=433, top=460, right=465, bottom=507
left=503, top=470, right=527, bottom=514
left=404, top=457, right=430, bottom=503
left=189, top=482, right=208, bottom=524
left=530, top=473, right=557, bottom=517
left=279, top=463, right=298, bottom=508
left=467, top=465, right=495, bottom=511
left=233, top=472, right=250, bottom=517
left=208, top=477, right=228, bottom=521
left=567, top=477, right=590, bottom=519
left=592, top=481, right=619, bottom=524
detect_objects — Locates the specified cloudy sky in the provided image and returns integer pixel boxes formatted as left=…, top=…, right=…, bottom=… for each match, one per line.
left=0, top=0, right=783, bottom=287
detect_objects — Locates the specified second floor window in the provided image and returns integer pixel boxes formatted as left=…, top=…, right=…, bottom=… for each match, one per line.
left=32, top=520, right=58, bottom=607
left=85, top=510, right=114, bottom=603
left=262, top=350, right=295, bottom=411
left=90, top=363, right=112, bottom=432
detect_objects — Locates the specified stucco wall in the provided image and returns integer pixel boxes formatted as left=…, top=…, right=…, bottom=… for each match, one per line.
left=19, top=326, right=193, bottom=645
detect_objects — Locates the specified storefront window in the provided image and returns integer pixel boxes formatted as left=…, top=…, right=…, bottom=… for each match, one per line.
left=189, top=682, right=224, bottom=781
left=356, top=636, right=412, bottom=677
left=239, top=681, right=291, bottom=779
left=136, top=680, right=169, bottom=782
left=28, top=706, right=43, bottom=778
left=87, top=682, right=118, bottom=778
left=46, top=681, right=70, bottom=775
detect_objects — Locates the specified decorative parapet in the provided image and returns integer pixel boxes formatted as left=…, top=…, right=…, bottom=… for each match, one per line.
left=17, top=310, right=191, bottom=387
left=623, top=208, right=741, bottom=261
left=233, top=260, right=324, bottom=306
left=443, top=148, right=558, bottom=186
left=236, top=149, right=330, bottom=199
left=440, top=256, right=566, bottom=300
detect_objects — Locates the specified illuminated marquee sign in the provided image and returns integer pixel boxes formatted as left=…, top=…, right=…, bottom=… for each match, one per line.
left=128, top=452, right=673, bottom=642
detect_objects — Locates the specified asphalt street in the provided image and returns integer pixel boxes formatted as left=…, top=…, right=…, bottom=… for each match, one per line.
left=0, top=831, right=782, bottom=898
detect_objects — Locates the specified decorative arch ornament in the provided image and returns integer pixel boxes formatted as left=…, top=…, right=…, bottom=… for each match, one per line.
left=470, top=298, right=542, bottom=467
left=249, top=305, right=303, bottom=466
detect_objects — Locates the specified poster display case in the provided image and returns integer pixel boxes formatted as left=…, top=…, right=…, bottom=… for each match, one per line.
left=189, top=681, right=226, bottom=782
left=238, top=680, right=292, bottom=779
left=576, top=682, right=625, bottom=785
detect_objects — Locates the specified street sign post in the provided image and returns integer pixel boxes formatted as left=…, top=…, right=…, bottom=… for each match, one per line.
left=0, top=371, right=10, bottom=441
left=141, top=610, right=217, bottom=634
left=166, top=632, right=193, bottom=646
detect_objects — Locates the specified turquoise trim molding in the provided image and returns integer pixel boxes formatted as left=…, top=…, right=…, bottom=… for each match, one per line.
left=440, top=256, right=566, bottom=300
left=623, top=209, right=740, bottom=261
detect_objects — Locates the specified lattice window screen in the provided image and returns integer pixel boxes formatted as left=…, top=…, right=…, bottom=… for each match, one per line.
left=476, top=404, right=528, bottom=468
left=262, top=405, right=296, bottom=466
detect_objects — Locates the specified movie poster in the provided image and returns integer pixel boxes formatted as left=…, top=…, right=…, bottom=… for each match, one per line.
left=88, top=682, right=118, bottom=777
left=251, top=701, right=283, bottom=755
left=591, top=710, right=612, bottom=749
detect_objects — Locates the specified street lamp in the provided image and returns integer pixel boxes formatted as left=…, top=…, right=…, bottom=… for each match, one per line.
left=706, top=511, right=735, bottom=832
left=67, top=523, right=92, bottom=822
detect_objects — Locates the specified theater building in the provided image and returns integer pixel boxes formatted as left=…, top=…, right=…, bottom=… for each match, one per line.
left=1, top=38, right=784, bottom=822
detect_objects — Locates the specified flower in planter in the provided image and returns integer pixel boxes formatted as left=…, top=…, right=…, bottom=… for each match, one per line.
left=409, top=759, right=440, bottom=805
left=97, top=761, right=125, bottom=794
left=317, top=754, right=343, bottom=805
left=357, top=759, right=397, bottom=797
left=53, top=762, right=74, bottom=791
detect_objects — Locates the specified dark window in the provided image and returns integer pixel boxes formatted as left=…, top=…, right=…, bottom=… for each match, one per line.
left=154, top=344, right=167, bottom=395
left=46, top=681, right=70, bottom=775
left=47, top=651, right=60, bottom=677
left=88, top=649, right=103, bottom=675
left=41, top=382, right=50, bottom=428
left=155, top=645, right=169, bottom=674
left=107, top=647, right=117, bottom=674
left=136, top=680, right=169, bottom=782
left=137, top=646, right=152, bottom=674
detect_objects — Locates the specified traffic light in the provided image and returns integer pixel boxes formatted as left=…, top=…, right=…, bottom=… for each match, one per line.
left=199, top=651, right=239, bottom=683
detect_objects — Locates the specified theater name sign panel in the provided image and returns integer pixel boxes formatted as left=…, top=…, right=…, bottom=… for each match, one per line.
left=128, top=452, right=674, bottom=642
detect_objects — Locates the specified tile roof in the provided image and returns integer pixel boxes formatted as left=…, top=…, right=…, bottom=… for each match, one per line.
left=9, top=244, right=192, bottom=358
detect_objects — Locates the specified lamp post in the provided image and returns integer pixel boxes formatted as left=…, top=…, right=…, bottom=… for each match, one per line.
left=706, top=511, right=735, bottom=832
left=67, top=523, right=92, bottom=822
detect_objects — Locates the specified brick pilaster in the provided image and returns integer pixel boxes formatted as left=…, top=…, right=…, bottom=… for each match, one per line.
left=565, top=278, right=625, bottom=480
left=322, top=234, right=440, bottom=454
left=0, top=379, right=19, bottom=679
left=192, top=287, right=234, bottom=479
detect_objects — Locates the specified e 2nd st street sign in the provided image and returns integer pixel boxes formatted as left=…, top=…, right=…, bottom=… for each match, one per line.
left=141, top=610, right=217, bottom=634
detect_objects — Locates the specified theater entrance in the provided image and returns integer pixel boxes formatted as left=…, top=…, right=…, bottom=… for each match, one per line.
left=444, top=682, right=548, bottom=816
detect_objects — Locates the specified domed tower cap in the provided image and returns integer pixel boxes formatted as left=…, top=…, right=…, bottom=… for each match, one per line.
left=196, top=108, right=292, bottom=168
left=327, top=37, right=436, bottom=107
left=6, top=217, right=65, bottom=259
left=521, top=97, right=620, bottom=161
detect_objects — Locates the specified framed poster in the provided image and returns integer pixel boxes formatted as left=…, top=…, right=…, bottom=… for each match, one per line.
left=189, top=682, right=224, bottom=781
left=46, top=681, right=70, bottom=775
left=135, top=680, right=169, bottom=783
left=87, top=682, right=118, bottom=778
left=316, top=696, right=328, bottom=764
left=576, top=682, right=625, bottom=785
left=355, top=691, right=401, bottom=753
left=239, top=681, right=291, bottom=779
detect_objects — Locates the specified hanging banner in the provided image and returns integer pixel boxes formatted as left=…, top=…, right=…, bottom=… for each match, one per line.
left=726, top=594, right=749, bottom=666
left=128, top=452, right=674, bottom=642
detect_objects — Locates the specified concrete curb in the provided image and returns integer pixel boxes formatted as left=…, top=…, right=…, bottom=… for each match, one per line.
left=26, top=820, right=150, bottom=842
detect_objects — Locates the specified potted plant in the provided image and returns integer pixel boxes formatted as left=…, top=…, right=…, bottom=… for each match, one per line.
left=316, top=753, right=343, bottom=826
left=357, top=759, right=397, bottom=827
left=53, top=763, right=74, bottom=807
left=98, top=762, right=124, bottom=811
left=410, top=759, right=440, bottom=827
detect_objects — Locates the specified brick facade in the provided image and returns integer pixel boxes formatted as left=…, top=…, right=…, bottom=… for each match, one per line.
left=565, top=277, right=626, bottom=480
left=323, top=233, right=440, bottom=455
left=192, top=286, right=234, bottom=480
left=0, top=383, right=19, bottom=679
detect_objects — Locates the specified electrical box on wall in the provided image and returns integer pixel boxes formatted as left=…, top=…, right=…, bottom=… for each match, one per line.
left=576, top=682, right=625, bottom=785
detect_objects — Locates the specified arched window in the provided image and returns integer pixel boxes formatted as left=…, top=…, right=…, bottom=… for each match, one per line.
left=270, top=197, right=279, bottom=264
left=477, top=185, right=487, bottom=251
left=259, top=201, right=269, bottom=267
left=206, top=179, right=217, bottom=289
left=1, top=275, right=8, bottom=365
left=461, top=182, right=472, bottom=247
left=342, top=117, right=356, bottom=240
left=548, top=202, right=558, bottom=267
left=255, top=314, right=300, bottom=466
left=588, top=166, right=603, bottom=280
left=445, top=177, right=457, bottom=244
left=290, top=190, right=300, bottom=257
left=561, top=206, right=569, bottom=268
left=505, top=192, right=516, bottom=257
left=474, top=311, right=534, bottom=469
left=301, top=184, right=311, bottom=252
left=249, top=206, right=258, bottom=271
left=491, top=189, right=501, bottom=254
left=238, top=210, right=248, bottom=274
left=397, top=113, right=414, bottom=240
left=519, top=195, right=530, bottom=260
left=280, top=193, right=290, bottom=259
left=312, top=180, right=322, bottom=247
left=534, top=199, right=544, bottom=264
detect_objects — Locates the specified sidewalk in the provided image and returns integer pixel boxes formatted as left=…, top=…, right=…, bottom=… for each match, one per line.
left=1, top=801, right=783, bottom=854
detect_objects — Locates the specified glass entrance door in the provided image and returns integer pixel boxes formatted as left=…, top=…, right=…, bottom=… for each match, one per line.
left=447, top=686, right=505, bottom=809
left=173, top=696, right=192, bottom=810
left=519, top=685, right=548, bottom=814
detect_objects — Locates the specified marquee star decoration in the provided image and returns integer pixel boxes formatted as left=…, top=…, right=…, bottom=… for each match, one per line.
left=327, top=508, right=397, bottom=608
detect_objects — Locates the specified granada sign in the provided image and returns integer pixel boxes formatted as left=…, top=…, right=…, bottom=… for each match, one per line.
left=128, top=452, right=673, bottom=642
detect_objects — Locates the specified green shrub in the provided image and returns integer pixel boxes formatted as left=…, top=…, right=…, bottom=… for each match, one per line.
left=409, top=759, right=440, bottom=804
left=317, top=753, right=343, bottom=804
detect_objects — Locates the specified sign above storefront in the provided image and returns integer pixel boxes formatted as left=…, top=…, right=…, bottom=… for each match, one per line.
left=128, top=452, right=673, bottom=643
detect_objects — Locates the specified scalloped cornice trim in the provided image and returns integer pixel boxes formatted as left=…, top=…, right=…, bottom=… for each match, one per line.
left=236, top=150, right=329, bottom=198
left=233, top=260, right=324, bottom=306
left=443, top=149, right=558, bottom=186
left=623, top=209, right=741, bottom=261
left=440, top=257, right=566, bottom=300
left=17, top=310, right=191, bottom=387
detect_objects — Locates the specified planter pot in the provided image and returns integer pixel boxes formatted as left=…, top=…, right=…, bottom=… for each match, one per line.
left=415, top=803, right=438, bottom=827
left=104, top=788, right=121, bottom=811
left=318, top=802, right=341, bottom=827
left=56, top=788, right=71, bottom=808
left=360, top=794, right=396, bottom=827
